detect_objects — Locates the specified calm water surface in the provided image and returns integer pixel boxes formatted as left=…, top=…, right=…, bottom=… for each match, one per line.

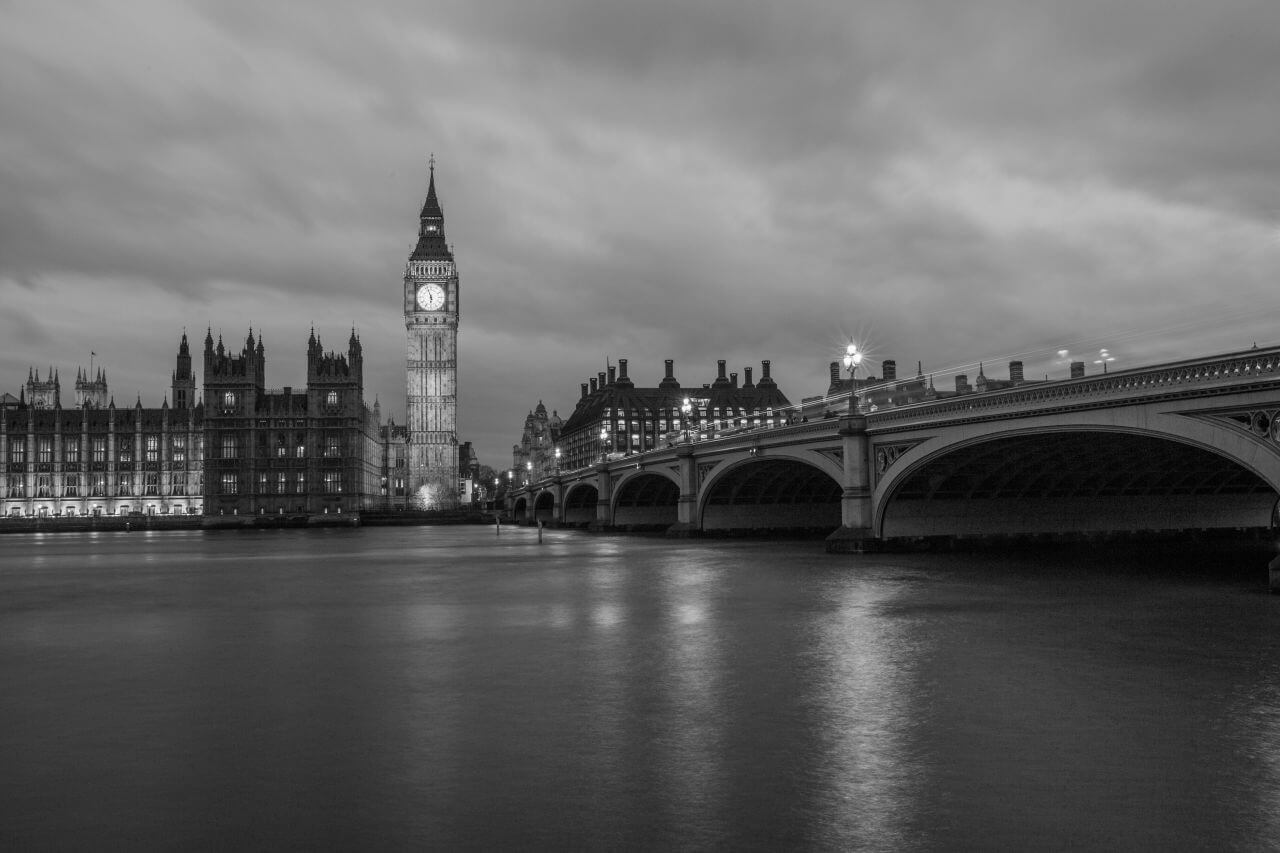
left=1, top=526, right=1278, bottom=850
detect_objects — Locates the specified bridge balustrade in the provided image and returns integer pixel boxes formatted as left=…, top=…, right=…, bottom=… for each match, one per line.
left=870, top=347, right=1280, bottom=428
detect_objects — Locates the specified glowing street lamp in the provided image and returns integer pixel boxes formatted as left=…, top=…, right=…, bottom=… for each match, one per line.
left=554, top=446, right=561, bottom=473
left=599, top=426, right=610, bottom=460
left=525, top=460, right=532, bottom=485
left=843, top=341, right=864, bottom=414
left=680, top=396, right=693, bottom=440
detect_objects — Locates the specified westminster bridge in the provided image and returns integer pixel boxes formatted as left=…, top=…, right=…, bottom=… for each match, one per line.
left=506, top=345, right=1280, bottom=556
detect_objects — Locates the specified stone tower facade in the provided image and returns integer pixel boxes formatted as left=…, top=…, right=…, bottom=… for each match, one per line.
left=403, top=161, right=460, bottom=509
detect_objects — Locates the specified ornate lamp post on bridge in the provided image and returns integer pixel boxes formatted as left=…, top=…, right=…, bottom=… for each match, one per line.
left=843, top=341, right=864, bottom=414
left=680, top=396, right=693, bottom=441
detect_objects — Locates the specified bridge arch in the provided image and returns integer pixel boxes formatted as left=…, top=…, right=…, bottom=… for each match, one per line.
left=533, top=490, right=556, bottom=524
left=873, top=419, right=1280, bottom=539
left=611, top=468, right=680, bottom=530
left=700, top=456, right=842, bottom=533
left=510, top=496, right=528, bottom=521
left=562, top=482, right=598, bottom=526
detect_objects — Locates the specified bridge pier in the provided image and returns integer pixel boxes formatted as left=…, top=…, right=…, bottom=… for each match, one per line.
left=666, top=442, right=700, bottom=538
left=587, top=461, right=614, bottom=532
left=826, top=413, right=882, bottom=553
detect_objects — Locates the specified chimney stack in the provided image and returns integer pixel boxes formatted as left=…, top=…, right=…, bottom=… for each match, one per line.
left=762, top=360, right=772, bottom=380
left=743, top=367, right=754, bottom=388
left=659, top=358, right=680, bottom=390
left=590, top=377, right=598, bottom=393
left=829, top=361, right=840, bottom=386
left=581, top=383, right=589, bottom=398
left=598, top=371, right=607, bottom=389
left=607, top=365, right=616, bottom=385
left=730, top=372, right=738, bottom=388
left=883, top=359, right=897, bottom=382
left=618, top=359, right=628, bottom=379
left=956, top=374, right=970, bottom=393
left=1070, top=361, right=1085, bottom=379
left=1009, top=360, right=1024, bottom=383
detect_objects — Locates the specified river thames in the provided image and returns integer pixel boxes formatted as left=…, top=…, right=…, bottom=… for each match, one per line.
left=1, top=526, right=1277, bottom=850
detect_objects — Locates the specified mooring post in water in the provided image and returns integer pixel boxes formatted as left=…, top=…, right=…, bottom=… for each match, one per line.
left=495, top=516, right=500, bottom=536
left=538, top=520, right=543, bottom=543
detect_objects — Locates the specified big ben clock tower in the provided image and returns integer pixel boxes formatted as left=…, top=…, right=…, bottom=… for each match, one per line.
left=404, top=158, right=460, bottom=509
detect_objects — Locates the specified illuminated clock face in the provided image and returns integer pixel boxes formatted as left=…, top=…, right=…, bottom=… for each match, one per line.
left=416, top=283, right=445, bottom=311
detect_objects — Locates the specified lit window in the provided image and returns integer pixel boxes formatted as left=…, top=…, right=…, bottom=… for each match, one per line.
left=38, top=439, right=53, bottom=463
left=326, top=391, right=338, bottom=407
left=221, top=472, right=238, bottom=495
left=9, top=439, right=25, bottom=464
left=223, top=391, right=237, bottom=409
left=118, top=438, right=133, bottom=463
left=63, top=474, right=80, bottom=497
left=65, top=443, right=80, bottom=463
left=172, top=435, right=186, bottom=462
left=145, top=435, right=160, bottom=462
left=221, top=435, right=239, bottom=459
left=117, top=473, right=133, bottom=496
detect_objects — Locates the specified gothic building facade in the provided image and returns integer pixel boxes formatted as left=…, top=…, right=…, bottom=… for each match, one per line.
left=201, top=328, right=384, bottom=517
left=2, top=340, right=204, bottom=518
left=2, top=329, right=392, bottom=519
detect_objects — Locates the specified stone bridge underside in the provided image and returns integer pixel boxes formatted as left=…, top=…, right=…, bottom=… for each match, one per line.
left=603, top=460, right=843, bottom=531
left=880, top=431, right=1277, bottom=538
left=702, top=459, right=841, bottom=531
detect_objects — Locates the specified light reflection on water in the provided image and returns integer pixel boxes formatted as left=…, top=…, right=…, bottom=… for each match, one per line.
left=0, top=526, right=1277, bottom=849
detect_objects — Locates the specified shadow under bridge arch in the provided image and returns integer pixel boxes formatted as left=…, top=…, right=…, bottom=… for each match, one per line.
left=533, top=491, right=555, bottom=524
left=878, top=430, right=1278, bottom=539
left=701, top=458, right=842, bottom=534
left=611, top=472, right=679, bottom=530
left=562, top=483, right=598, bottom=527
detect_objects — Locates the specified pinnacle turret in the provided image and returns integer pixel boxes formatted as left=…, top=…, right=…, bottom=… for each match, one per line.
left=420, top=156, right=443, bottom=220
left=411, top=156, right=452, bottom=261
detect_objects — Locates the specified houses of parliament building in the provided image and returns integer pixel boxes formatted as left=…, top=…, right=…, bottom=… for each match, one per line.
left=1, top=166, right=466, bottom=520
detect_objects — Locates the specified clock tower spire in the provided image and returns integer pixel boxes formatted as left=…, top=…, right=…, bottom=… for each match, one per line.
left=404, top=157, right=460, bottom=509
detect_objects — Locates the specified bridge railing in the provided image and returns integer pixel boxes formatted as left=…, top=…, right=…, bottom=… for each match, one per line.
left=869, top=345, right=1280, bottom=426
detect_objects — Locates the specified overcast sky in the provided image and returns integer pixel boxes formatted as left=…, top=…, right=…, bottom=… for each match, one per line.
left=4, top=0, right=1280, bottom=467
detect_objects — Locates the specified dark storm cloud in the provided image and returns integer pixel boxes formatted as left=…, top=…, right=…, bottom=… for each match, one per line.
left=3, top=0, right=1279, bottom=465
